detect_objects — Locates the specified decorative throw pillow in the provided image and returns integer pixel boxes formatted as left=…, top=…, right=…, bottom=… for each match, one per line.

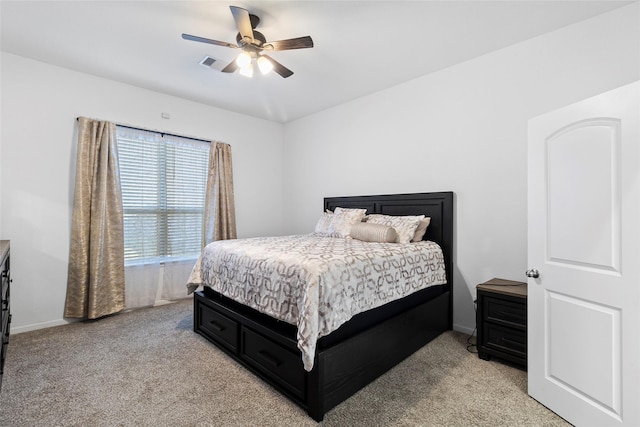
left=314, top=207, right=366, bottom=238
left=412, top=217, right=431, bottom=242
left=366, top=214, right=425, bottom=244
left=333, top=207, right=367, bottom=217
left=314, top=212, right=335, bottom=235
left=350, top=223, right=398, bottom=243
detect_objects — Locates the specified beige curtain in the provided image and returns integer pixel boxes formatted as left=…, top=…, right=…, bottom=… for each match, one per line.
left=203, top=142, right=237, bottom=245
left=64, top=117, right=125, bottom=319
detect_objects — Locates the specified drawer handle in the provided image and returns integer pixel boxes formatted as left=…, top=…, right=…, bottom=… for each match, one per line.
left=258, top=350, right=281, bottom=368
left=208, top=320, right=225, bottom=332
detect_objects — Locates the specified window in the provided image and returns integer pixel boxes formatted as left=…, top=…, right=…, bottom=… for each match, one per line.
left=116, top=126, right=209, bottom=265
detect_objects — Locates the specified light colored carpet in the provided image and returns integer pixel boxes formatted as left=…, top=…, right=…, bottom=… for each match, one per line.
left=0, top=298, right=569, bottom=426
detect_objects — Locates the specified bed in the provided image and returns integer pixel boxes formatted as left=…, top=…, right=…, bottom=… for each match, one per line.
left=189, top=192, right=453, bottom=421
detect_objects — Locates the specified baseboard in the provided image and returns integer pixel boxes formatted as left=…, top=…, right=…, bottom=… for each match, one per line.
left=12, top=299, right=188, bottom=334
left=14, top=303, right=472, bottom=336
left=453, top=323, right=475, bottom=336
left=11, top=318, right=78, bottom=334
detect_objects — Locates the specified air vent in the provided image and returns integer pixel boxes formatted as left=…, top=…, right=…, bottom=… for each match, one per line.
left=199, top=56, right=217, bottom=67
left=198, top=55, right=227, bottom=72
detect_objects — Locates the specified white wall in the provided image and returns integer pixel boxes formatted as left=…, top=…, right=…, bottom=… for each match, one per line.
left=0, top=53, right=285, bottom=332
left=283, top=4, right=640, bottom=334
left=2, top=3, right=638, bottom=336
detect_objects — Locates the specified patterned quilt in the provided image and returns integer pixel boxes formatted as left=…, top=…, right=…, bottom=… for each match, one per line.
left=186, top=234, right=446, bottom=371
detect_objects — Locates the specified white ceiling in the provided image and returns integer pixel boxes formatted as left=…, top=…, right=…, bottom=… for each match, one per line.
left=1, top=1, right=632, bottom=123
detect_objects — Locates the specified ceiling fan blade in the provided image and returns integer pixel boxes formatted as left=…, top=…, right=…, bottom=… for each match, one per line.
left=182, top=33, right=237, bottom=49
left=264, top=36, right=314, bottom=51
left=261, top=55, right=293, bottom=78
left=230, top=6, right=254, bottom=42
left=221, top=59, right=239, bottom=73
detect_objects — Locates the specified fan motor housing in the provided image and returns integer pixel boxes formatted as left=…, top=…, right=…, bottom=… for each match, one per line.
left=236, top=30, right=266, bottom=47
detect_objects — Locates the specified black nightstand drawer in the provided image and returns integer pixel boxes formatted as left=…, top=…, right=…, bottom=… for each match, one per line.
left=0, top=241, right=10, bottom=392
left=483, top=323, right=526, bottom=358
left=484, top=297, right=526, bottom=329
left=1, top=269, right=8, bottom=306
left=1, top=311, right=8, bottom=339
left=0, top=341, right=6, bottom=374
left=1, top=277, right=7, bottom=303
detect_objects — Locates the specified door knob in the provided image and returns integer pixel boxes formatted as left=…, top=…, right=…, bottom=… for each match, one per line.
left=526, top=269, right=539, bottom=278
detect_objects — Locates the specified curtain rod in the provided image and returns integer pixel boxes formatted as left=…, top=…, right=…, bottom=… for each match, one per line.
left=75, top=117, right=211, bottom=144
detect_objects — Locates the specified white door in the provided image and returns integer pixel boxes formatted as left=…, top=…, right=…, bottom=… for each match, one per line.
left=528, top=81, right=640, bottom=427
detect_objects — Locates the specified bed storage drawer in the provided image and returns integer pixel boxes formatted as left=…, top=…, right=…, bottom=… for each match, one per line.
left=195, top=300, right=239, bottom=353
left=241, top=326, right=305, bottom=400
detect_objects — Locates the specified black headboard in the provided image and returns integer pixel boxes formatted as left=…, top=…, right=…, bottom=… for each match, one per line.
left=324, top=192, right=454, bottom=314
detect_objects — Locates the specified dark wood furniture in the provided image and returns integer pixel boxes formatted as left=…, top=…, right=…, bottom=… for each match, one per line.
left=476, top=278, right=527, bottom=369
left=193, top=192, right=454, bottom=421
left=1, top=240, right=11, bottom=391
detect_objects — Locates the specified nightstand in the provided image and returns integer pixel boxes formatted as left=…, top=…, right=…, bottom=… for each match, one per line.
left=476, top=278, right=527, bottom=369
left=1, top=240, right=11, bottom=391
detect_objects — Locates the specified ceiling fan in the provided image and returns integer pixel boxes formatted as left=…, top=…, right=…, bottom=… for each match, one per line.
left=182, top=5, right=314, bottom=78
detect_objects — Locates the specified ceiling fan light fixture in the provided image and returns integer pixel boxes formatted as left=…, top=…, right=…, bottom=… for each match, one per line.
left=236, top=51, right=252, bottom=68
left=257, top=56, right=273, bottom=75
left=239, top=62, right=254, bottom=78
left=183, top=5, right=313, bottom=79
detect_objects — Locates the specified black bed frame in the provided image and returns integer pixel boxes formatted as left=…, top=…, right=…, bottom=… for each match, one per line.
left=193, top=192, right=454, bottom=421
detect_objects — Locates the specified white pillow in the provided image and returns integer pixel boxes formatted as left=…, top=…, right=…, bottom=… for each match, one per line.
left=314, top=207, right=366, bottom=238
left=314, top=212, right=334, bottom=235
left=412, top=217, right=431, bottom=242
left=366, top=214, right=425, bottom=244
left=333, top=207, right=367, bottom=217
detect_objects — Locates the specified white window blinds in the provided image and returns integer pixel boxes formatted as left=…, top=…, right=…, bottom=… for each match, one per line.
left=116, top=126, right=209, bottom=265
